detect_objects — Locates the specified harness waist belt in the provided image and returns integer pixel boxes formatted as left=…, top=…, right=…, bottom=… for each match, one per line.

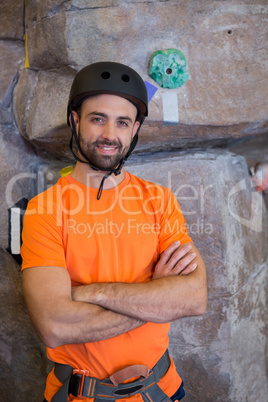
left=52, top=349, right=172, bottom=402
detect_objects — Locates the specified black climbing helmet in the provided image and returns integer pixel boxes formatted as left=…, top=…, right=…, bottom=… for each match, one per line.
left=67, top=62, right=148, bottom=200
left=67, top=61, right=148, bottom=123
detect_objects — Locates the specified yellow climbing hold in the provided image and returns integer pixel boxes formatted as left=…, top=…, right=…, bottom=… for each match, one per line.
left=24, top=33, right=29, bottom=68
left=60, top=166, right=74, bottom=177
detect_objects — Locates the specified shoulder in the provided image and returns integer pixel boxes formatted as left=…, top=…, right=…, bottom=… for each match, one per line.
left=127, top=172, right=172, bottom=198
left=24, top=176, right=71, bottom=224
left=27, top=176, right=69, bottom=209
left=126, top=172, right=178, bottom=216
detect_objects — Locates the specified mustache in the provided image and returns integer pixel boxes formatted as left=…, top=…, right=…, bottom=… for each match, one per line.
left=78, top=129, right=123, bottom=149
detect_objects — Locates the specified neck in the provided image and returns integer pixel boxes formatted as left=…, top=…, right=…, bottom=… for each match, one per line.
left=70, top=161, right=125, bottom=189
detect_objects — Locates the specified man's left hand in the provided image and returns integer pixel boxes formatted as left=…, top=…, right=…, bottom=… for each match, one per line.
left=152, top=241, right=197, bottom=280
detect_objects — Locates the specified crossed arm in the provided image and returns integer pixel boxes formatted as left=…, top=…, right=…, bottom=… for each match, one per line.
left=72, top=242, right=207, bottom=322
left=23, top=241, right=207, bottom=349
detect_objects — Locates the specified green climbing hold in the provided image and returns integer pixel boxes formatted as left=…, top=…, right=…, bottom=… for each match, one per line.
left=148, top=49, right=189, bottom=89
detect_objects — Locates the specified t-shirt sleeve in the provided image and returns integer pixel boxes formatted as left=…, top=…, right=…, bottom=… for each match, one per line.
left=21, top=198, right=66, bottom=271
left=158, top=188, right=192, bottom=254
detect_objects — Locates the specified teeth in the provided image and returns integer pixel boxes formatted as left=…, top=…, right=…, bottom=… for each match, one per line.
left=100, top=147, right=115, bottom=150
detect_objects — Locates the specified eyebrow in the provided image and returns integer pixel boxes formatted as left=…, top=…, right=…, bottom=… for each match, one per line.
left=88, top=112, right=134, bottom=123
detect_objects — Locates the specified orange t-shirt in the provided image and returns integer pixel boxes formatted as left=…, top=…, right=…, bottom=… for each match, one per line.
left=21, top=172, right=192, bottom=402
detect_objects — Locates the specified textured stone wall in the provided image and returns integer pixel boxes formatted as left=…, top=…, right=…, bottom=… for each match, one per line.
left=128, top=151, right=268, bottom=401
left=0, top=3, right=49, bottom=401
left=0, top=0, right=267, bottom=401
left=14, top=0, right=268, bottom=157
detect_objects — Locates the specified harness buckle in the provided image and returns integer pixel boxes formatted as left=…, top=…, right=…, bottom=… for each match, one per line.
left=69, top=369, right=91, bottom=399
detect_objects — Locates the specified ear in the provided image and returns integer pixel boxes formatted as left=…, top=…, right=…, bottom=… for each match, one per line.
left=69, top=110, right=79, bottom=131
left=132, top=121, right=140, bottom=138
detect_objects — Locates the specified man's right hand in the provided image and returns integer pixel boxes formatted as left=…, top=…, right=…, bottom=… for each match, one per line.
left=152, top=242, right=197, bottom=280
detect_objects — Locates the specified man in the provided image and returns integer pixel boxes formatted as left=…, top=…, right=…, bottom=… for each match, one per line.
left=21, top=62, right=207, bottom=402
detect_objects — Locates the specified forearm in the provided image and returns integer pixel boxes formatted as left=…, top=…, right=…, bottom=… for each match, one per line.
left=47, top=300, right=144, bottom=347
left=72, top=270, right=207, bottom=323
left=23, top=266, right=144, bottom=349
left=72, top=243, right=207, bottom=323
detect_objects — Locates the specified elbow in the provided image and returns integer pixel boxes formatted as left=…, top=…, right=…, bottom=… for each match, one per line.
left=196, top=299, right=207, bottom=316
left=39, top=322, right=64, bottom=349
left=193, top=271, right=208, bottom=316
left=178, top=287, right=207, bottom=319
left=26, top=314, right=62, bottom=348
left=42, top=337, right=58, bottom=349
left=42, top=336, right=60, bottom=350
left=194, top=290, right=208, bottom=316
left=169, top=286, right=208, bottom=322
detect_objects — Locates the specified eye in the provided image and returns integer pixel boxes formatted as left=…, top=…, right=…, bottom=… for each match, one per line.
left=92, top=117, right=104, bottom=123
left=117, top=120, right=129, bottom=127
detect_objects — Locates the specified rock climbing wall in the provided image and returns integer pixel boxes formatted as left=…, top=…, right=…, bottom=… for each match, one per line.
left=128, top=151, right=268, bottom=401
left=15, top=0, right=268, bottom=156
left=0, top=0, right=267, bottom=401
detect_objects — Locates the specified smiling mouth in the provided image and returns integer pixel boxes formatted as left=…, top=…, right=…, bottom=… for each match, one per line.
left=97, top=145, right=118, bottom=154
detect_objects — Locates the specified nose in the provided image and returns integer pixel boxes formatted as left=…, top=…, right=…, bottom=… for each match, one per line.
left=101, top=121, right=116, bottom=142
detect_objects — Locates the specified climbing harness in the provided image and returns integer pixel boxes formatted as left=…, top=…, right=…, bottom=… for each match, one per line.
left=51, top=349, right=173, bottom=402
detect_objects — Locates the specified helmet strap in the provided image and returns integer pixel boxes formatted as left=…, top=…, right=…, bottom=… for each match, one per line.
left=97, top=170, right=114, bottom=200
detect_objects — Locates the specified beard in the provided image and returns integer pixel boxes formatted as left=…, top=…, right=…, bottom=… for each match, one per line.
left=78, top=129, right=131, bottom=171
